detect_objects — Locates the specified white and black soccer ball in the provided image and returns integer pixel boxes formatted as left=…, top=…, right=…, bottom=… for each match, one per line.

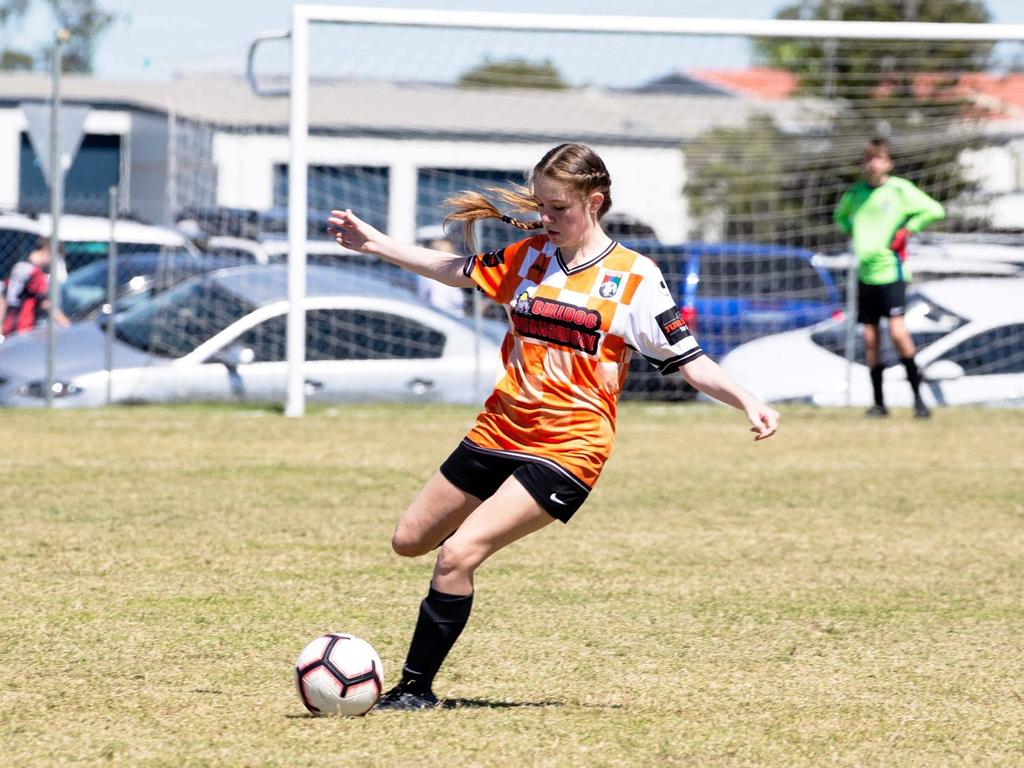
left=294, top=633, right=383, bottom=716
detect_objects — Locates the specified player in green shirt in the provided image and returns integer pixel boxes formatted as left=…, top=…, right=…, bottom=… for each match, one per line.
left=834, top=138, right=945, bottom=418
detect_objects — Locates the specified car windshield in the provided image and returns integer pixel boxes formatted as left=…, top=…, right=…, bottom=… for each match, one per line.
left=61, top=261, right=113, bottom=319
left=113, top=278, right=254, bottom=359
left=63, top=242, right=192, bottom=272
left=810, top=293, right=966, bottom=365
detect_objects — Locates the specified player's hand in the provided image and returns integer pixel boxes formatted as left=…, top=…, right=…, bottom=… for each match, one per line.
left=327, top=209, right=384, bottom=254
left=745, top=402, right=780, bottom=441
left=890, top=227, right=910, bottom=261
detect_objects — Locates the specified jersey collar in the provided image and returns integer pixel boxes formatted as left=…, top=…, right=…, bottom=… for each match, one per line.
left=555, top=240, right=618, bottom=276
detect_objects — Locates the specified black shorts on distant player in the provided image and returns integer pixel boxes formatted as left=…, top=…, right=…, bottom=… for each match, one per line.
left=857, top=280, right=907, bottom=325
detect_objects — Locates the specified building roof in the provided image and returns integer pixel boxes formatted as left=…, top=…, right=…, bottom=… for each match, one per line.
left=0, top=72, right=834, bottom=144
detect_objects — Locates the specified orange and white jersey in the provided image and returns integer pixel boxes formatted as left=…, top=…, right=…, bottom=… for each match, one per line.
left=463, top=233, right=703, bottom=489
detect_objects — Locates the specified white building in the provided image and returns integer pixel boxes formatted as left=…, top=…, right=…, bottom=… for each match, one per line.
left=0, top=72, right=1019, bottom=242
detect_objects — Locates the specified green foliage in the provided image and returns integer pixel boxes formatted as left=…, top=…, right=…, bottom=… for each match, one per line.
left=686, top=0, right=996, bottom=247
left=758, top=0, right=992, bottom=101
left=43, top=0, right=116, bottom=74
left=0, top=47, right=32, bottom=70
left=0, top=0, right=114, bottom=73
left=458, top=57, right=568, bottom=90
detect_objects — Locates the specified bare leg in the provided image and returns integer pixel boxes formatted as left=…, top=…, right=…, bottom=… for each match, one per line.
left=381, top=476, right=557, bottom=706
left=391, top=471, right=481, bottom=558
left=888, top=315, right=917, bottom=358
left=432, top=475, right=556, bottom=595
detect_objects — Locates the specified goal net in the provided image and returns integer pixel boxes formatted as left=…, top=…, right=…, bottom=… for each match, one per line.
left=7, top=8, right=1021, bottom=411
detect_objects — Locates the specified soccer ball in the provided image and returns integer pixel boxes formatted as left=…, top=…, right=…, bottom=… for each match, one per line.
left=294, top=633, right=384, bottom=716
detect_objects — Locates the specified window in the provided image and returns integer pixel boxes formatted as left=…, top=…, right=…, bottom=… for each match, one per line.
left=417, top=168, right=527, bottom=252
left=231, top=309, right=446, bottom=363
left=941, top=324, right=1024, bottom=375
left=306, top=309, right=444, bottom=361
left=20, top=134, right=120, bottom=216
left=114, top=279, right=253, bottom=359
left=811, top=320, right=948, bottom=367
left=234, top=314, right=287, bottom=363
left=273, top=165, right=389, bottom=235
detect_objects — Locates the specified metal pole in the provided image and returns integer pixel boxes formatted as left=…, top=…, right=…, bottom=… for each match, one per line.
left=285, top=7, right=309, bottom=417
left=45, top=29, right=69, bottom=408
left=106, top=186, right=119, bottom=405
left=843, top=259, right=859, bottom=407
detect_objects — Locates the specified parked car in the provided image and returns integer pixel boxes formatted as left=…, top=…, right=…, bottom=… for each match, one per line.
left=60, top=253, right=243, bottom=322
left=718, top=278, right=1024, bottom=408
left=200, top=236, right=415, bottom=290
left=0, top=213, right=197, bottom=279
left=0, top=265, right=503, bottom=408
left=629, top=241, right=842, bottom=359
left=814, top=249, right=1023, bottom=305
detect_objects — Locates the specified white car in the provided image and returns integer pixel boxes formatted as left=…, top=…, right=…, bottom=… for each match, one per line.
left=0, top=212, right=197, bottom=279
left=0, top=264, right=502, bottom=408
left=719, top=278, right=1024, bottom=408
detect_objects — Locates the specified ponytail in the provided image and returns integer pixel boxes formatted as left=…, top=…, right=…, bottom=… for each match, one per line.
left=443, top=142, right=612, bottom=253
left=443, top=185, right=542, bottom=253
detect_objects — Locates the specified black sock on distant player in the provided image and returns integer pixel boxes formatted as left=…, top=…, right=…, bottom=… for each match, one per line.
left=870, top=364, right=885, bottom=407
left=901, top=356, right=923, bottom=403
left=399, top=586, right=473, bottom=693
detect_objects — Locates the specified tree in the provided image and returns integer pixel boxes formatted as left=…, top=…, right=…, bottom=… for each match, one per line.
left=0, top=0, right=32, bottom=69
left=458, top=57, right=568, bottom=90
left=686, top=0, right=996, bottom=247
left=0, top=0, right=114, bottom=73
left=42, top=0, right=116, bottom=73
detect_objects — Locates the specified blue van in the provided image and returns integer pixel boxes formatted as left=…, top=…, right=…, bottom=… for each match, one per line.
left=627, top=241, right=842, bottom=359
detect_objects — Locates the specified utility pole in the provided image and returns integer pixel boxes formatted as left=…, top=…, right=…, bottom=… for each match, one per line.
left=45, top=28, right=70, bottom=408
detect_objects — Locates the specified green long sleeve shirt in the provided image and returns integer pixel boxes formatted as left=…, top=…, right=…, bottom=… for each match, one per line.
left=834, top=176, right=945, bottom=285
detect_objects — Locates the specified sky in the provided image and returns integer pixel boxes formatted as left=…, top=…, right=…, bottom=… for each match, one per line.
left=7, top=0, right=1024, bottom=83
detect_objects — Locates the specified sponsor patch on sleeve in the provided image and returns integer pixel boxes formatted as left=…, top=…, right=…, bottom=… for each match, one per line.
left=656, top=307, right=691, bottom=345
left=480, top=248, right=506, bottom=268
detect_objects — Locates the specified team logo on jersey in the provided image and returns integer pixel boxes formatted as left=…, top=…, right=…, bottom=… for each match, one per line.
left=480, top=248, right=505, bottom=268
left=511, top=292, right=601, bottom=354
left=656, top=307, right=691, bottom=345
left=599, top=273, right=622, bottom=298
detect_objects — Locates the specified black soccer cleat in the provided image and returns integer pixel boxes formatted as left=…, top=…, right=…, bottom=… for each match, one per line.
left=373, top=681, right=439, bottom=712
left=913, top=400, right=932, bottom=419
left=864, top=405, right=889, bottom=418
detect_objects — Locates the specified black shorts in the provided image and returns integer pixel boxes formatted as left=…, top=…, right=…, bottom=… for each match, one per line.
left=439, top=439, right=590, bottom=523
left=857, top=281, right=907, bottom=325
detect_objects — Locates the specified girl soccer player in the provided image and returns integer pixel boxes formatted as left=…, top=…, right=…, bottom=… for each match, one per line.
left=327, top=143, right=779, bottom=711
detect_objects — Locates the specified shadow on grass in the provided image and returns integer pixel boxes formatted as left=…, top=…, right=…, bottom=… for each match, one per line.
left=285, top=697, right=622, bottom=718
left=440, top=697, right=565, bottom=709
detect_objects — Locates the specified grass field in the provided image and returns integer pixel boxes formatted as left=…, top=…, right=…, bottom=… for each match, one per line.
left=1, top=403, right=1022, bottom=767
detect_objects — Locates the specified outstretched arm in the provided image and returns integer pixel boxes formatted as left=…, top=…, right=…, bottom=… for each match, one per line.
left=327, top=209, right=475, bottom=288
left=680, top=354, right=780, bottom=441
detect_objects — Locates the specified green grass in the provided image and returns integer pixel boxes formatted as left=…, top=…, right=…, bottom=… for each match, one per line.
left=1, top=403, right=1022, bottom=767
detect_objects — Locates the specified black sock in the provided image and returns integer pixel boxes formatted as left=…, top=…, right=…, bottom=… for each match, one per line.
left=870, top=364, right=885, bottom=407
left=400, top=586, right=473, bottom=692
left=901, top=356, right=923, bottom=403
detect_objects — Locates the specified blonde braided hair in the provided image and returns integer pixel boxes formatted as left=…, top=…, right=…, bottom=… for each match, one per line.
left=443, top=143, right=612, bottom=253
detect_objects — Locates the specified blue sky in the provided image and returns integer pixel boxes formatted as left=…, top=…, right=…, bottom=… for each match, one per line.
left=9, top=0, right=1024, bottom=82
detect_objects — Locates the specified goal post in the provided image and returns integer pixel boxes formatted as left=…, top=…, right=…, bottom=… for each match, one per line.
left=258, top=6, right=1024, bottom=416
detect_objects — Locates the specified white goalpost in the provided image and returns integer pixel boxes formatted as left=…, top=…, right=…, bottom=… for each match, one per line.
left=250, top=5, right=1024, bottom=417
